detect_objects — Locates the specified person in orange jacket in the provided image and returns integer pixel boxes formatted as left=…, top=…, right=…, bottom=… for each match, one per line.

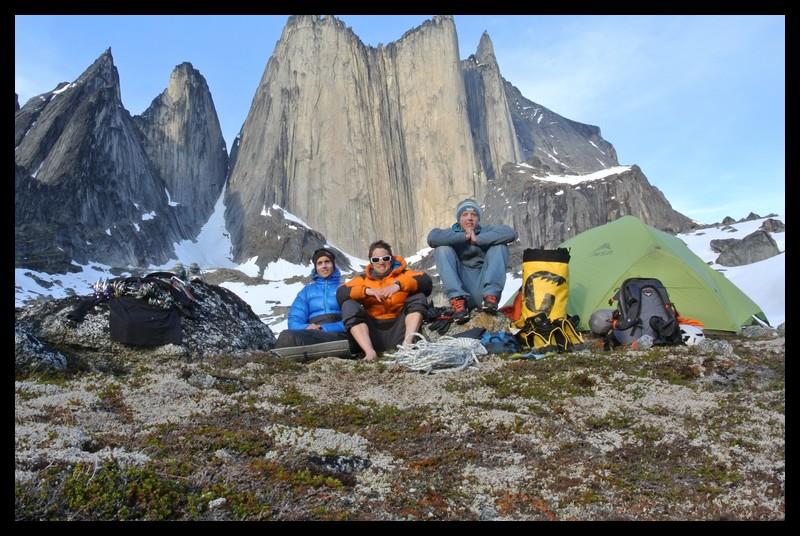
left=336, top=240, right=432, bottom=361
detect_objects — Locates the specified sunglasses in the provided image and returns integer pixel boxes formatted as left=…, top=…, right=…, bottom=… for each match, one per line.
left=370, top=255, right=392, bottom=263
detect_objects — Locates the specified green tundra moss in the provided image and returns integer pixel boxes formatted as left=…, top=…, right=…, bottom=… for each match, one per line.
left=15, top=458, right=286, bottom=521
left=16, top=461, right=197, bottom=520
left=270, top=384, right=314, bottom=406
left=143, top=417, right=272, bottom=460
left=93, top=382, right=133, bottom=421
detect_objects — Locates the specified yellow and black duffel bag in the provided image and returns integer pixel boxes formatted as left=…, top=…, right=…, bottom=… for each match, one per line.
left=514, top=248, right=584, bottom=352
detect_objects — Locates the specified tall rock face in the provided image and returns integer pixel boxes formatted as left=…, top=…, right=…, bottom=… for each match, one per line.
left=504, top=80, right=619, bottom=174
left=226, top=15, right=482, bottom=261
left=15, top=50, right=189, bottom=272
left=133, top=63, right=228, bottom=237
left=461, top=32, right=522, bottom=180
left=482, top=163, right=695, bottom=251
left=15, top=82, right=69, bottom=148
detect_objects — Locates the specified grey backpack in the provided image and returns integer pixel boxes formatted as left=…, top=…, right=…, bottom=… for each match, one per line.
left=608, top=278, right=682, bottom=346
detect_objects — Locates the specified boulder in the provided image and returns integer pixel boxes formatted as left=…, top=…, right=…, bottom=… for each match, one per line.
left=709, top=238, right=739, bottom=254
left=740, top=326, right=779, bottom=339
left=696, top=338, right=735, bottom=357
left=716, top=230, right=780, bottom=267
left=721, top=216, right=736, bottom=226
left=760, top=218, right=785, bottom=233
left=778, top=322, right=785, bottom=337
left=743, top=212, right=762, bottom=221
left=14, top=279, right=276, bottom=374
left=15, top=323, right=68, bottom=374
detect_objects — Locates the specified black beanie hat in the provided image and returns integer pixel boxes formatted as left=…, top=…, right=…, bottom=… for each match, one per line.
left=312, top=248, right=336, bottom=267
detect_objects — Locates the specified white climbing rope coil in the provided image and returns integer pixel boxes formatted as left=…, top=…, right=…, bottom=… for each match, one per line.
left=384, top=333, right=487, bottom=374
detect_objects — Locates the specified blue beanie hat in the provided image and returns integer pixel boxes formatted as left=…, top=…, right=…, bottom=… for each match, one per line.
left=455, top=198, right=481, bottom=221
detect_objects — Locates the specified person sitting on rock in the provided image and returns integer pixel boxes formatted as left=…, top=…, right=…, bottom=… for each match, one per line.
left=427, top=198, right=517, bottom=323
left=337, top=240, right=432, bottom=361
left=274, top=248, right=349, bottom=349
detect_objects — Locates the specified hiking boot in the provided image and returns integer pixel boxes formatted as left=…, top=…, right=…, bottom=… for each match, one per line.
left=482, top=294, right=499, bottom=314
left=449, top=296, right=470, bottom=324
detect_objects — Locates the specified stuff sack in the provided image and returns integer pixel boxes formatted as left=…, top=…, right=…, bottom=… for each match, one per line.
left=453, top=328, right=520, bottom=354
left=109, top=296, right=182, bottom=346
left=514, top=248, right=571, bottom=327
left=479, top=331, right=520, bottom=354
left=609, top=278, right=682, bottom=346
left=514, top=248, right=584, bottom=352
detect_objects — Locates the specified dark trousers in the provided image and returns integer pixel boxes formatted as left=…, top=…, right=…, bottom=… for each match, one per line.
left=341, top=292, right=428, bottom=353
left=274, top=329, right=349, bottom=348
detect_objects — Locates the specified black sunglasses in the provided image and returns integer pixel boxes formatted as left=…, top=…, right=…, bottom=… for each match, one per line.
left=370, top=255, right=392, bottom=263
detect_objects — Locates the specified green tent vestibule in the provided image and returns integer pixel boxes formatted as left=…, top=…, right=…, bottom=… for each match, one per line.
left=557, top=215, right=768, bottom=333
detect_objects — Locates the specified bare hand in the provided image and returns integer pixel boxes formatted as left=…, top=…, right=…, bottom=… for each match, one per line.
left=465, top=229, right=478, bottom=244
left=306, top=323, right=321, bottom=330
left=384, top=282, right=400, bottom=299
left=366, top=287, right=384, bottom=302
left=382, top=282, right=402, bottom=299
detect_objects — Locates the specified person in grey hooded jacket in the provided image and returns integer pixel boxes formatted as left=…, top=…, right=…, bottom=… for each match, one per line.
left=427, top=198, right=517, bottom=322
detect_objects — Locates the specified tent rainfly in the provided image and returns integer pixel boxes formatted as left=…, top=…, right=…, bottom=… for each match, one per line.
left=557, top=215, right=768, bottom=333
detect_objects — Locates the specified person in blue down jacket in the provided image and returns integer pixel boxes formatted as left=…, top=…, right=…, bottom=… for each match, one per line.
left=427, top=198, right=518, bottom=323
left=274, top=248, right=349, bottom=348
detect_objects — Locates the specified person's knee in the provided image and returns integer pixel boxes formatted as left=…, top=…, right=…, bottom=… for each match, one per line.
left=434, top=245, right=458, bottom=263
left=484, top=244, right=510, bottom=270
left=486, top=244, right=509, bottom=258
left=404, top=292, right=429, bottom=314
left=341, top=299, right=367, bottom=329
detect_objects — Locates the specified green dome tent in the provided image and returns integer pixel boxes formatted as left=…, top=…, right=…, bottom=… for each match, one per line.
left=557, top=216, right=768, bottom=332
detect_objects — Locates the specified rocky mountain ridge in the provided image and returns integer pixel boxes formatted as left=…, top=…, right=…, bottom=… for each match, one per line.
left=504, top=80, right=619, bottom=174
left=483, top=164, right=694, bottom=251
left=18, top=16, right=697, bottom=277
left=225, top=14, right=667, bottom=264
left=225, top=14, right=484, bottom=261
left=133, top=62, right=229, bottom=238
left=15, top=50, right=227, bottom=273
left=15, top=50, right=184, bottom=273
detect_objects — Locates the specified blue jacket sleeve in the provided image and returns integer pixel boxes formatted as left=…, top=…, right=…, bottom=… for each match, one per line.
left=475, top=224, right=518, bottom=246
left=287, top=287, right=310, bottom=330
left=427, top=227, right=467, bottom=247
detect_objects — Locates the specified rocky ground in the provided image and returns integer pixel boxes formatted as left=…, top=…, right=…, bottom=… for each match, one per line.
left=15, top=329, right=784, bottom=520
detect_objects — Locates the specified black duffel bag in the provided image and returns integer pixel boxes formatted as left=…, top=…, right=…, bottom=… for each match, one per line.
left=109, top=295, right=182, bottom=346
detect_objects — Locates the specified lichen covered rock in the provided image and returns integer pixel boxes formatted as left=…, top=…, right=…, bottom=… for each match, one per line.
left=14, top=280, right=275, bottom=373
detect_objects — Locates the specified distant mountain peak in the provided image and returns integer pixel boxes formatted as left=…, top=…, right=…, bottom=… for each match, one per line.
left=476, top=32, right=496, bottom=64
left=75, top=48, right=121, bottom=101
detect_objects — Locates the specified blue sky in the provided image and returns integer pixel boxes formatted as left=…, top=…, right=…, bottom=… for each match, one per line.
left=15, top=15, right=785, bottom=225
